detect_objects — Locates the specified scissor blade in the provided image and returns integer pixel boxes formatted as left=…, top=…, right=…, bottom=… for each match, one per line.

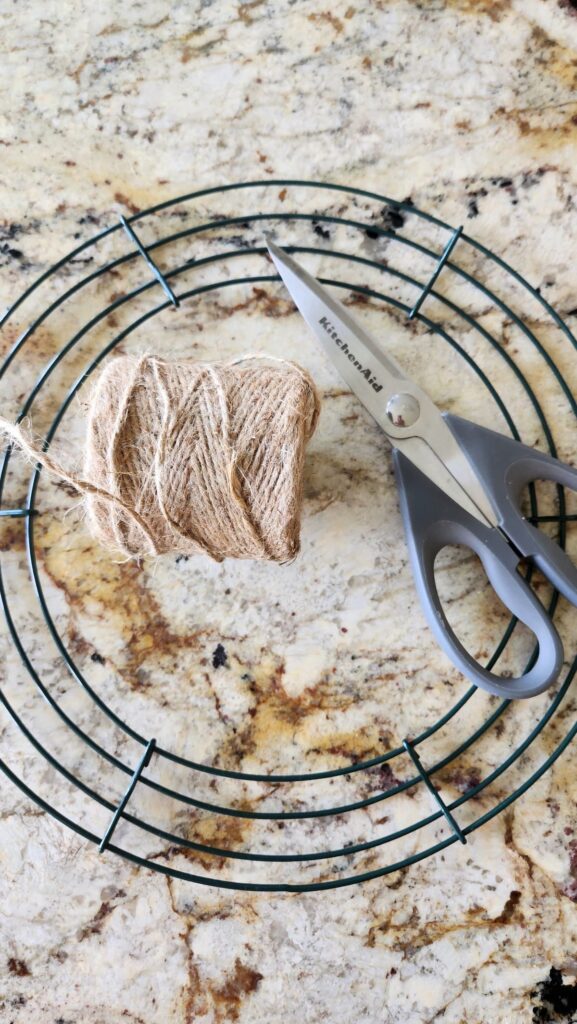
left=266, top=237, right=410, bottom=432
left=266, top=237, right=498, bottom=528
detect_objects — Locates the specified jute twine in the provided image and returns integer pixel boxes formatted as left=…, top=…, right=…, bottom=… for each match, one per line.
left=0, top=354, right=321, bottom=563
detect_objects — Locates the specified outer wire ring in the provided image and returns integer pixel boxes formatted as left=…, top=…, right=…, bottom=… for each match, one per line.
left=0, top=180, right=575, bottom=891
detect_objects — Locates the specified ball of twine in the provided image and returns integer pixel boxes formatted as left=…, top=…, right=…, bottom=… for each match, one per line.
left=0, top=354, right=321, bottom=563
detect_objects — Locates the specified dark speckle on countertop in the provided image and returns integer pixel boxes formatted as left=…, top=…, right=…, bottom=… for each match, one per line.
left=212, top=643, right=228, bottom=668
left=531, top=967, right=577, bottom=1021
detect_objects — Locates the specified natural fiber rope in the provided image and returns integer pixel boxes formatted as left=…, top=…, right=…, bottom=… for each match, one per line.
left=0, top=354, right=320, bottom=563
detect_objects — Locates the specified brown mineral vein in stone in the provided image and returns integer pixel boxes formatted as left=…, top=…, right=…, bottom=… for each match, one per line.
left=208, top=958, right=264, bottom=1023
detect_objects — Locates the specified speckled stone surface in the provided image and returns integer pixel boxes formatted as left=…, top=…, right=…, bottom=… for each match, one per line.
left=1, top=1, right=577, bottom=1022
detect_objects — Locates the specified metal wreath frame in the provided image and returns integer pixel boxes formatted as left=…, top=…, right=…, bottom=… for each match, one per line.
left=0, top=179, right=576, bottom=893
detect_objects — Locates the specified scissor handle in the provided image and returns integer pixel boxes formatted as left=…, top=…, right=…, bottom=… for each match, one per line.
left=445, top=414, right=577, bottom=605
left=393, top=443, right=564, bottom=699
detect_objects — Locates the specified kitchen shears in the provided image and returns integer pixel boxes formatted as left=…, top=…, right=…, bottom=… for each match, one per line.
left=265, top=237, right=577, bottom=699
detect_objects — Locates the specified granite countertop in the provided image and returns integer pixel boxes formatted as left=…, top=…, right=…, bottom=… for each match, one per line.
left=1, top=1, right=577, bottom=1022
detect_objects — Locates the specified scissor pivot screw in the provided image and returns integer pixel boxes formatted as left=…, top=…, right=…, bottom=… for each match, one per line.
left=386, top=393, right=421, bottom=428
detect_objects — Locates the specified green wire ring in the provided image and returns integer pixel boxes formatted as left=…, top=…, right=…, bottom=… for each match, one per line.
left=0, top=179, right=575, bottom=892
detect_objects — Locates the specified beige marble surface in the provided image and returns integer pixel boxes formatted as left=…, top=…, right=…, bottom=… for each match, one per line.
left=1, top=1, right=577, bottom=1022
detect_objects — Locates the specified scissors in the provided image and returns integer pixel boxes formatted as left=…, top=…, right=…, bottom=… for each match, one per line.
left=265, top=237, right=577, bottom=699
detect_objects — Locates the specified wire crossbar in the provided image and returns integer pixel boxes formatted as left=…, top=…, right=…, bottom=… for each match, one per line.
left=408, top=224, right=463, bottom=320
left=119, top=214, right=180, bottom=308
left=403, top=739, right=466, bottom=845
left=99, top=738, right=157, bottom=853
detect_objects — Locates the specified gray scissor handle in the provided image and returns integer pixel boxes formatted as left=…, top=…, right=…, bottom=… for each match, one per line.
left=393, top=444, right=564, bottom=699
left=445, top=414, right=577, bottom=606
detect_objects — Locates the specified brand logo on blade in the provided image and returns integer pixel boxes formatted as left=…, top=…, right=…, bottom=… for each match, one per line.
left=319, top=317, right=383, bottom=393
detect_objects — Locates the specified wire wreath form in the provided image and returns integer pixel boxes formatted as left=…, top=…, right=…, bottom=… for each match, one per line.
left=0, top=179, right=575, bottom=892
